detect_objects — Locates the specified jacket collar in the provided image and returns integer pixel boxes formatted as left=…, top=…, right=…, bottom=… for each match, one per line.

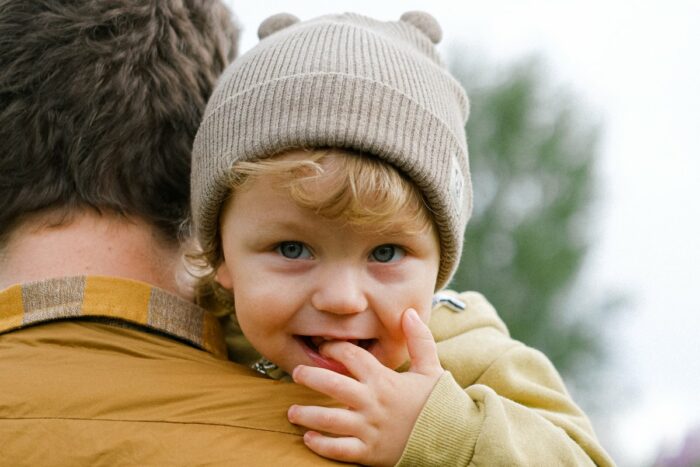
left=0, top=275, right=226, bottom=358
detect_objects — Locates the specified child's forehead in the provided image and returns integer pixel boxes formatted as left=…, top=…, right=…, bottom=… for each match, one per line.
left=242, top=177, right=426, bottom=228
left=226, top=146, right=437, bottom=241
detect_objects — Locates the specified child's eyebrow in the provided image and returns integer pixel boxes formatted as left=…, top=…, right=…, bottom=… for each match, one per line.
left=349, top=223, right=435, bottom=243
left=251, top=218, right=317, bottom=236
left=252, top=221, right=409, bottom=241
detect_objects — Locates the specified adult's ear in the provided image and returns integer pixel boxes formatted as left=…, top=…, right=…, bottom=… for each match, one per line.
left=215, top=261, right=233, bottom=290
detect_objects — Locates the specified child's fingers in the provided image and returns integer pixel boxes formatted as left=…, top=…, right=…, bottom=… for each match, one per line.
left=317, top=340, right=383, bottom=382
left=292, top=365, right=367, bottom=408
left=303, top=431, right=367, bottom=464
left=402, top=308, right=442, bottom=376
left=287, top=405, right=364, bottom=437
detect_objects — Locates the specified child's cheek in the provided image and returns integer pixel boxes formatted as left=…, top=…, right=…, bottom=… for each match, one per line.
left=417, top=307, right=431, bottom=324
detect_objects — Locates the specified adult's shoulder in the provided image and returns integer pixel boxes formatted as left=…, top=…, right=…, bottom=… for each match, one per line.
left=0, top=321, right=349, bottom=465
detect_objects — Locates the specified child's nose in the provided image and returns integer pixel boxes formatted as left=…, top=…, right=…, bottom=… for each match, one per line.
left=310, top=267, right=368, bottom=315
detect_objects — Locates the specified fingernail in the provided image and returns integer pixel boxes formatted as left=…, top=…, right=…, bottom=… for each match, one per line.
left=407, top=308, right=419, bottom=321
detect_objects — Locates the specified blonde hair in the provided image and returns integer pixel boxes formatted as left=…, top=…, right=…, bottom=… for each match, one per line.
left=189, top=148, right=434, bottom=316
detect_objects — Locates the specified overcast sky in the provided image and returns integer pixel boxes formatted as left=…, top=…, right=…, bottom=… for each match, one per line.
left=225, top=1, right=700, bottom=465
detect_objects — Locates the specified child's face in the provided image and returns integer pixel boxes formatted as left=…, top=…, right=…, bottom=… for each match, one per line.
left=216, top=163, right=440, bottom=376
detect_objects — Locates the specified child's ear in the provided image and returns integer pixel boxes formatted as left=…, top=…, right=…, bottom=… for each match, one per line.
left=215, top=262, right=233, bottom=290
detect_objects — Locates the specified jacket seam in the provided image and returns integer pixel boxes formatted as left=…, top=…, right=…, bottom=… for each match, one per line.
left=0, top=416, right=301, bottom=437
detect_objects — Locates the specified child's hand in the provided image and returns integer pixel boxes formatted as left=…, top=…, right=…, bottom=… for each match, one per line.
left=287, top=308, right=444, bottom=467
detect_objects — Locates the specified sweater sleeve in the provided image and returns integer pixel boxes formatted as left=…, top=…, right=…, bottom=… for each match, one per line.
left=396, top=291, right=615, bottom=467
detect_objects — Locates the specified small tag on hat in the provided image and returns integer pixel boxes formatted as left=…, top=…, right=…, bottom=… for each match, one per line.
left=450, top=154, right=464, bottom=211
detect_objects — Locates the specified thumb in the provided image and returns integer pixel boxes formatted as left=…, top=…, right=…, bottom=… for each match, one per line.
left=402, top=308, right=442, bottom=376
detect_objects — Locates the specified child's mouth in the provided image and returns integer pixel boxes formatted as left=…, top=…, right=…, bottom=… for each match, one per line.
left=301, top=335, right=376, bottom=353
left=295, top=335, right=377, bottom=375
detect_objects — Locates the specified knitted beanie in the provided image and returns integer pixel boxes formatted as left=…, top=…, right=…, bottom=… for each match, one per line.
left=191, top=11, right=472, bottom=289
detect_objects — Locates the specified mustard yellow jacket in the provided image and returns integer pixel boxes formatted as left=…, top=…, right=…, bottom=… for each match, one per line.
left=0, top=276, right=346, bottom=466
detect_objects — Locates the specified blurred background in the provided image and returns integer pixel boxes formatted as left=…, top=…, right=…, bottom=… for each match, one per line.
left=225, top=1, right=700, bottom=465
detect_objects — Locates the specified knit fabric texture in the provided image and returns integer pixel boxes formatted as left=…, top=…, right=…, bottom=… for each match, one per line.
left=191, top=11, right=472, bottom=288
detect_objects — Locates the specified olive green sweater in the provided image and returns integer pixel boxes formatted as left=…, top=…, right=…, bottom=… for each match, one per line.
left=397, top=291, right=614, bottom=466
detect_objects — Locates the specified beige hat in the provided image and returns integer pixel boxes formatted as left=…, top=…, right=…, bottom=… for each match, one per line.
left=191, top=11, right=472, bottom=289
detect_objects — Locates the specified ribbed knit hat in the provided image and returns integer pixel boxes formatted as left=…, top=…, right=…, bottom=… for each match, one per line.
left=191, top=11, right=472, bottom=289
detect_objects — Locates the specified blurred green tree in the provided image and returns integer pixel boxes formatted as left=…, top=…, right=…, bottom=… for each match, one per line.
left=448, top=55, right=618, bottom=394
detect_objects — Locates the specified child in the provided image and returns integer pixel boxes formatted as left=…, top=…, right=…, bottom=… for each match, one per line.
left=190, top=11, right=614, bottom=467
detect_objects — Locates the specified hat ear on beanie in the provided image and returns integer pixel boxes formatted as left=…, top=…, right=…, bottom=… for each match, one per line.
left=400, top=11, right=442, bottom=43
left=192, top=11, right=471, bottom=289
left=257, top=13, right=299, bottom=39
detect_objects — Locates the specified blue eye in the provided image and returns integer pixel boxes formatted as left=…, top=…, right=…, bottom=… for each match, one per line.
left=370, top=244, right=405, bottom=263
left=276, top=241, right=311, bottom=259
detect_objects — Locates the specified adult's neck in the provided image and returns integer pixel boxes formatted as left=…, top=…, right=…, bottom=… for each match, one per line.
left=0, top=211, right=185, bottom=297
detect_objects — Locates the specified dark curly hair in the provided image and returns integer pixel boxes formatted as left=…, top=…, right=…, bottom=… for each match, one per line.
left=0, top=0, right=238, bottom=245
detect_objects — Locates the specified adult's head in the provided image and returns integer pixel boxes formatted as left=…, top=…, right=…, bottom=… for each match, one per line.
left=0, top=0, right=238, bottom=251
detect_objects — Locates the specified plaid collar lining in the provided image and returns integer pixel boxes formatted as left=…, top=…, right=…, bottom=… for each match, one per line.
left=0, top=275, right=226, bottom=359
